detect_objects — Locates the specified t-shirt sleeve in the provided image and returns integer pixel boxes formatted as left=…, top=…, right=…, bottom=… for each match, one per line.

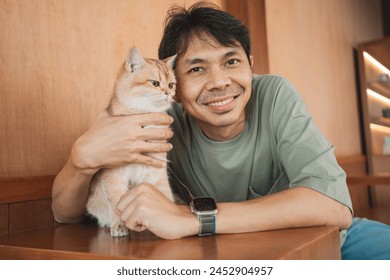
left=271, top=77, right=353, bottom=213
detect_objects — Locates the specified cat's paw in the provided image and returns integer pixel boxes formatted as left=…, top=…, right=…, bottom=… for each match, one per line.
left=110, top=223, right=129, bottom=237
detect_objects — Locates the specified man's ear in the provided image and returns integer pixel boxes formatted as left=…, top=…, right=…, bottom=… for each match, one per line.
left=249, top=55, right=254, bottom=69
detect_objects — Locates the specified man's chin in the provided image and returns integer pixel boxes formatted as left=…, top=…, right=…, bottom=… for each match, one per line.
left=213, top=117, right=240, bottom=128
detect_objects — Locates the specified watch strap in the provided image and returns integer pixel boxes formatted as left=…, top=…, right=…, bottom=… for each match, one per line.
left=198, top=215, right=216, bottom=236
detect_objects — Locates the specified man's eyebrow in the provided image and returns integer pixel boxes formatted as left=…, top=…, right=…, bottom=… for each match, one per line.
left=224, top=50, right=239, bottom=58
left=184, top=49, right=241, bottom=65
left=184, top=58, right=204, bottom=65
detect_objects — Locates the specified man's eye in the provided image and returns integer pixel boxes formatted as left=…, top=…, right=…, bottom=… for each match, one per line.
left=190, top=67, right=202, bottom=73
left=226, top=59, right=239, bottom=66
left=150, top=80, right=160, bottom=87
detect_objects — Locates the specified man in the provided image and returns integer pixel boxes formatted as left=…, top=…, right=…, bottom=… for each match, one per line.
left=52, top=3, right=389, bottom=259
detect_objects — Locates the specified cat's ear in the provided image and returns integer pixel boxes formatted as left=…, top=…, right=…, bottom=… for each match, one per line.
left=125, top=47, right=145, bottom=73
left=163, top=54, right=177, bottom=70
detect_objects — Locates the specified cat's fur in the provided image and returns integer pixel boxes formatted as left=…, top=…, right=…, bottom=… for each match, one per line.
left=86, top=47, right=176, bottom=237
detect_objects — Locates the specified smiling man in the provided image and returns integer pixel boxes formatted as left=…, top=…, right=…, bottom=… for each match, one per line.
left=52, top=2, right=390, bottom=259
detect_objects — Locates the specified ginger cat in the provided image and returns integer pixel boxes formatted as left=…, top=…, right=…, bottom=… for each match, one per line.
left=86, top=47, right=176, bottom=237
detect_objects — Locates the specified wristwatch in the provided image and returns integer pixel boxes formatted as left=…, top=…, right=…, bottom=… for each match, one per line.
left=190, top=197, right=218, bottom=236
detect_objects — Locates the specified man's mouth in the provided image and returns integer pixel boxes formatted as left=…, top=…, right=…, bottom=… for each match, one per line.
left=206, top=96, right=235, bottom=106
left=204, top=95, right=240, bottom=114
left=198, top=85, right=245, bottom=113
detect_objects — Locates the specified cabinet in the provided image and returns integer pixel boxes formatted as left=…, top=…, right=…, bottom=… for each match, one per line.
left=356, top=37, right=390, bottom=206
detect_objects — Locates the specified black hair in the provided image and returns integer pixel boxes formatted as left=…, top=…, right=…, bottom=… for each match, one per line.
left=158, top=2, right=251, bottom=62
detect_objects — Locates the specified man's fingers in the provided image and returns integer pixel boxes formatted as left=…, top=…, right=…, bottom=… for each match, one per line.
left=132, top=141, right=173, bottom=154
left=136, top=113, right=174, bottom=127
left=129, top=153, right=169, bottom=168
left=138, top=127, right=174, bottom=140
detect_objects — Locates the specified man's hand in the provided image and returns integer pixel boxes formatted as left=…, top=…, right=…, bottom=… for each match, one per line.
left=70, top=112, right=174, bottom=174
left=52, top=111, right=174, bottom=223
left=116, top=182, right=198, bottom=240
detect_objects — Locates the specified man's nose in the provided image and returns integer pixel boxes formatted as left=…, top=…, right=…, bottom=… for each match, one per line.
left=205, top=68, right=232, bottom=91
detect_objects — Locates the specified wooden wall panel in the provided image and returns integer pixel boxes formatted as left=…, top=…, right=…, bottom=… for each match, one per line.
left=0, top=176, right=54, bottom=204
left=265, top=0, right=383, bottom=157
left=347, top=185, right=371, bottom=212
left=0, top=205, right=9, bottom=235
left=226, top=0, right=269, bottom=74
left=338, top=155, right=370, bottom=212
left=337, top=155, right=367, bottom=175
left=0, top=177, right=56, bottom=235
left=9, top=199, right=54, bottom=234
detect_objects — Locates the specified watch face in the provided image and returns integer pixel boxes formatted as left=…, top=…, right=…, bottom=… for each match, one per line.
left=192, top=197, right=217, bottom=211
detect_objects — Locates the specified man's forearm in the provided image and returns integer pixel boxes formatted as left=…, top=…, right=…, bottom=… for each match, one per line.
left=215, top=186, right=352, bottom=234
left=52, top=158, right=95, bottom=223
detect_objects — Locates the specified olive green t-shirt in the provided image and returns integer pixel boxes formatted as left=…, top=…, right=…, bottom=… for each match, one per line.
left=168, top=74, right=352, bottom=216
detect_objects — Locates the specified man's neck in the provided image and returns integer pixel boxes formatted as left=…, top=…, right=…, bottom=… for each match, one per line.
left=198, top=117, right=246, bottom=141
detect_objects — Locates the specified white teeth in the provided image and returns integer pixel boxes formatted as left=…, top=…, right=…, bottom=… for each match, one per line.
left=208, top=97, right=233, bottom=106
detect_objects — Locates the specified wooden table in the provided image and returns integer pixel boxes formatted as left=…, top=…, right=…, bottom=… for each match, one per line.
left=0, top=223, right=341, bottom=260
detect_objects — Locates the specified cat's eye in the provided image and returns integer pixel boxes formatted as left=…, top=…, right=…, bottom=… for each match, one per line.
left=168, top=83, right=176, bottom=89
left=150, top=80, right=160, bottom=87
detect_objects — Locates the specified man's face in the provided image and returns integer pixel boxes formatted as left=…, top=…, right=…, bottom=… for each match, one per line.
left=175, top=34, right=253, bottom=141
